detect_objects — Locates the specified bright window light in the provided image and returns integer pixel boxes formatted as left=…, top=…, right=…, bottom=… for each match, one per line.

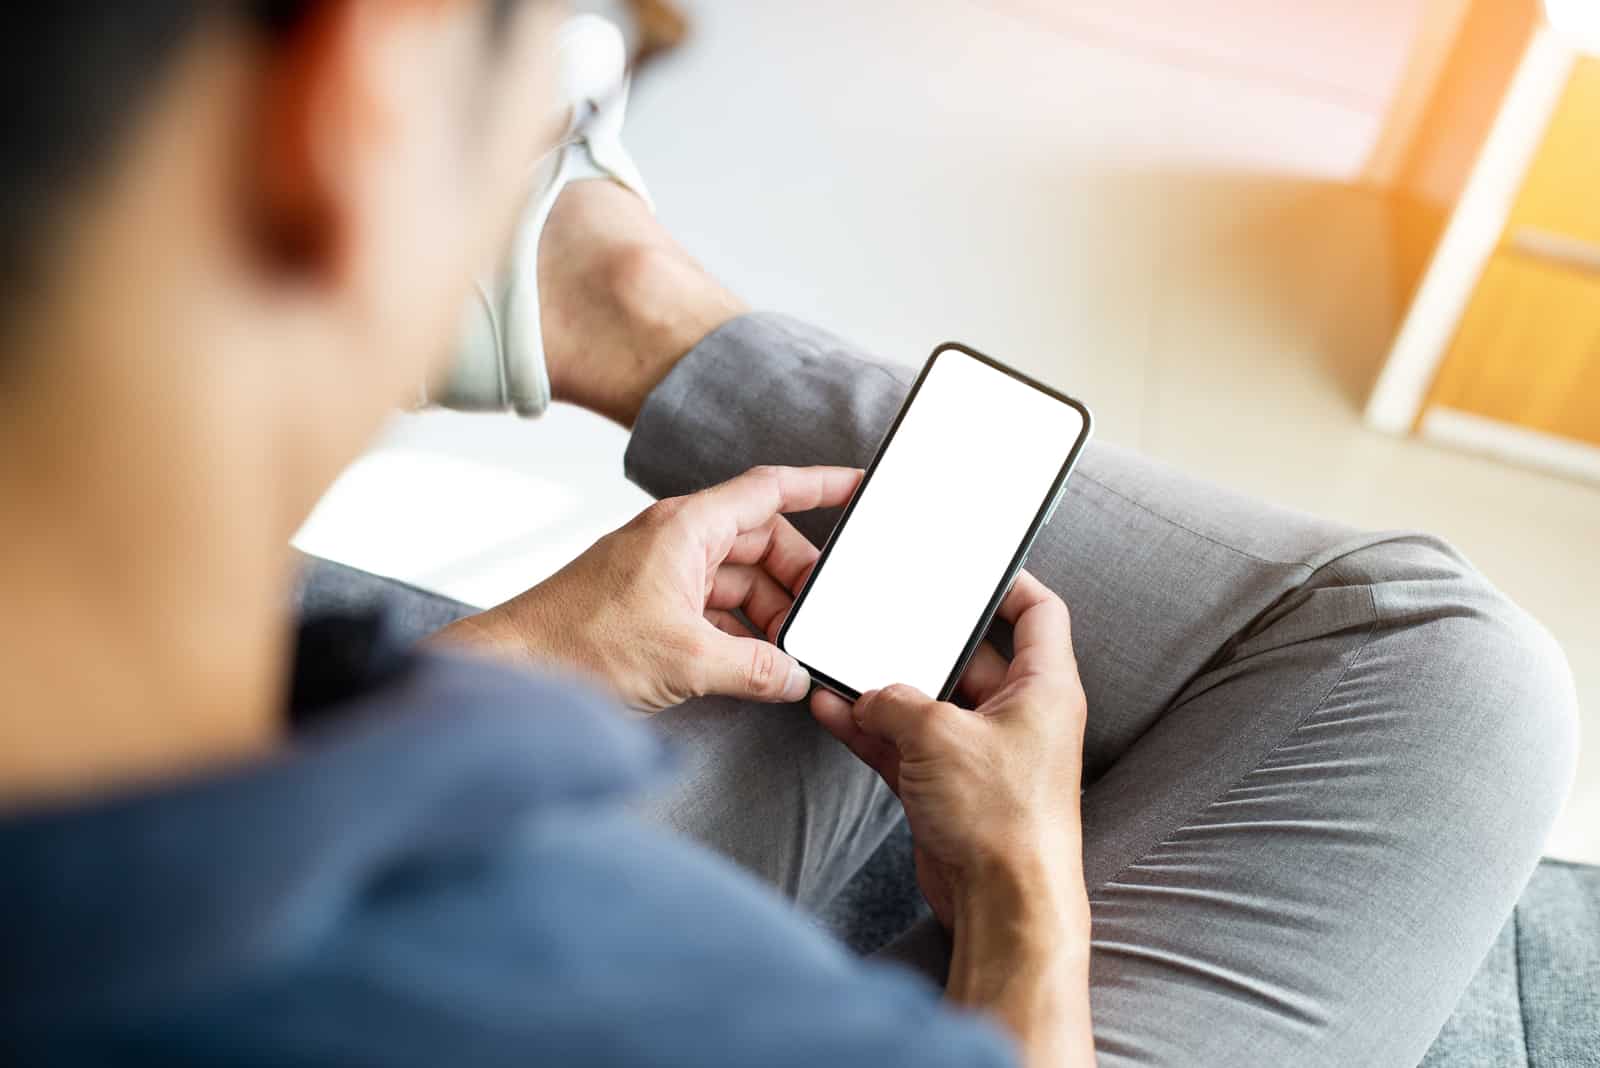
left=1545, top=0, right=1600, bottom=54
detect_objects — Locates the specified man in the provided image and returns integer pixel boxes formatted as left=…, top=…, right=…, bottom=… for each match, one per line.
left=0, top=3, right=1578, bottom=1066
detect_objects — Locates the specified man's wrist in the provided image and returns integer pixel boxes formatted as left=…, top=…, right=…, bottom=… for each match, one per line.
left=427, top=604, right=540, bottom=662
left=947, top=846, right=1094, bottom=1066
left=951, top=847, right=1089, bottom=977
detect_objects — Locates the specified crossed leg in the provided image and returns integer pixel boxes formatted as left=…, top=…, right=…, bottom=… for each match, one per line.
left=620, top=310, right=1576, bottom=1068
left=527, top=182, right=1578, bottom=1067
left=297, top=181, right=1579, bottom=1067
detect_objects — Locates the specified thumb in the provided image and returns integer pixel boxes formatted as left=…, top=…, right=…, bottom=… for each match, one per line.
left=698, top=629, right=812, bottom=703
left=853, top=684, right=946, bottom=750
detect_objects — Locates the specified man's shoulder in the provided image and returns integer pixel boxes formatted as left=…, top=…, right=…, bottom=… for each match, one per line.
left=132, top=809, right=1014, bottom=1067
left=0, top=644, right=1015, bottom=1067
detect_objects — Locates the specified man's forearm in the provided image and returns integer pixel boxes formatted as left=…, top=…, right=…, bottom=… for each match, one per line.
left=947, top=852, right=1096, bottom=1067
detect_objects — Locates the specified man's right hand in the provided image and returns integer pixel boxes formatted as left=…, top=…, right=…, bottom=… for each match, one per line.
left=810, top=571, right=1096, bottom=1066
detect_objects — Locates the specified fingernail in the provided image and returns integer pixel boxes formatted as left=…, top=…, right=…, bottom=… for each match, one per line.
left=783, top=661, right=811, bottom=702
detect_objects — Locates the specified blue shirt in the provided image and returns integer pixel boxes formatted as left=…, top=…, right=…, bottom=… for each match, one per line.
left=0, top=612, right=1015, bottom=1066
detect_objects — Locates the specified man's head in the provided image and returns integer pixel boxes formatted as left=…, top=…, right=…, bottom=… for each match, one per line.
left=2, top=0, right=566, bottom=499
left=0, top=1, right=572, bottom=797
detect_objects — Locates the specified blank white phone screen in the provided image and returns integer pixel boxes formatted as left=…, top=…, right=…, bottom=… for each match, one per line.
left=782, top=349, right=1086, bottom=698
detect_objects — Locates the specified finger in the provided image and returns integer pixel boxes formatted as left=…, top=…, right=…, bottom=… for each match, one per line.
left=811, top=689, right=901, bottom=793
left=762, top=519, right=822, bottom=593
left=707, top=564, right=794, bottom=640
left=687, top=465, right=862, bottom=544
left=766, top=604, right=792, bottom=641
left=695, top=627, right=812, bottom=703
left=994, top=569, right=1050, bottom=626
left=791, top=556, right=819, bottom=593
left=704, top=608, right=754, bottom=639
left=852, top=683, right=950, bottom=752
left=997, top=570, right=1075, bottom=678
left=955, top=641, right=1009, bottom=706
left=724, top=514, right=822, bottom=594
left=724, top=518, right=780, bottom=567
left=811, top=687, right=851, bottom=725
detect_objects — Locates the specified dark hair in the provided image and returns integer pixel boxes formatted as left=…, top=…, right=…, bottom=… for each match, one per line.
left=0, top=2, right=629, bottom=328
left=0, top=5, right=320, bottom=314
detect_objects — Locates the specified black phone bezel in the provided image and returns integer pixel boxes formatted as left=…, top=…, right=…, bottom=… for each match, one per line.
left=775, top=341, right=1094, bottom=703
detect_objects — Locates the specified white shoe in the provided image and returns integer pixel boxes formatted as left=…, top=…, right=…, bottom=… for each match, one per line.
left=429, top=15, right=653, bottom=417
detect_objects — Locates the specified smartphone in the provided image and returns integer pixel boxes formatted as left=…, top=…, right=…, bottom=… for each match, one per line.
left=777, top=343, right=1092, bottom=702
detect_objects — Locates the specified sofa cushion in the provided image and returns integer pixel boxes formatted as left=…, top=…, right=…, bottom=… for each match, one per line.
left=1422, top=859, right=1600, bottom=1066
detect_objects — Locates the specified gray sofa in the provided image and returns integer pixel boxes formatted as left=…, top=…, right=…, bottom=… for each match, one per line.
left=825, top=821, right=1600, bottom=1067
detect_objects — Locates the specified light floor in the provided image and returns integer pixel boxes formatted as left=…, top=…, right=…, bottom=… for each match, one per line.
left=297, top=0, right=1600, bottom=864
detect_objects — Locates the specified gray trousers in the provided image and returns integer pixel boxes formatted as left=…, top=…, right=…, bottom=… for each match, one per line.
left=302, top=312, right=1578, bottom=1067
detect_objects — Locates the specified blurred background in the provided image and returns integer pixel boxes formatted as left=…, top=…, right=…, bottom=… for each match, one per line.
left=296, top=0, right=1599, bottom=863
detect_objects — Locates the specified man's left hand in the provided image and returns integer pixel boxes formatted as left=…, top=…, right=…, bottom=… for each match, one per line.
left=435, top=465, right=861, bottom=712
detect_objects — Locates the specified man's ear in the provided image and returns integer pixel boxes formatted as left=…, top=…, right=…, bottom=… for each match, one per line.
left=249, top=0, right=454, bottom=282
left=250, top=0, right=358, bottom=276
